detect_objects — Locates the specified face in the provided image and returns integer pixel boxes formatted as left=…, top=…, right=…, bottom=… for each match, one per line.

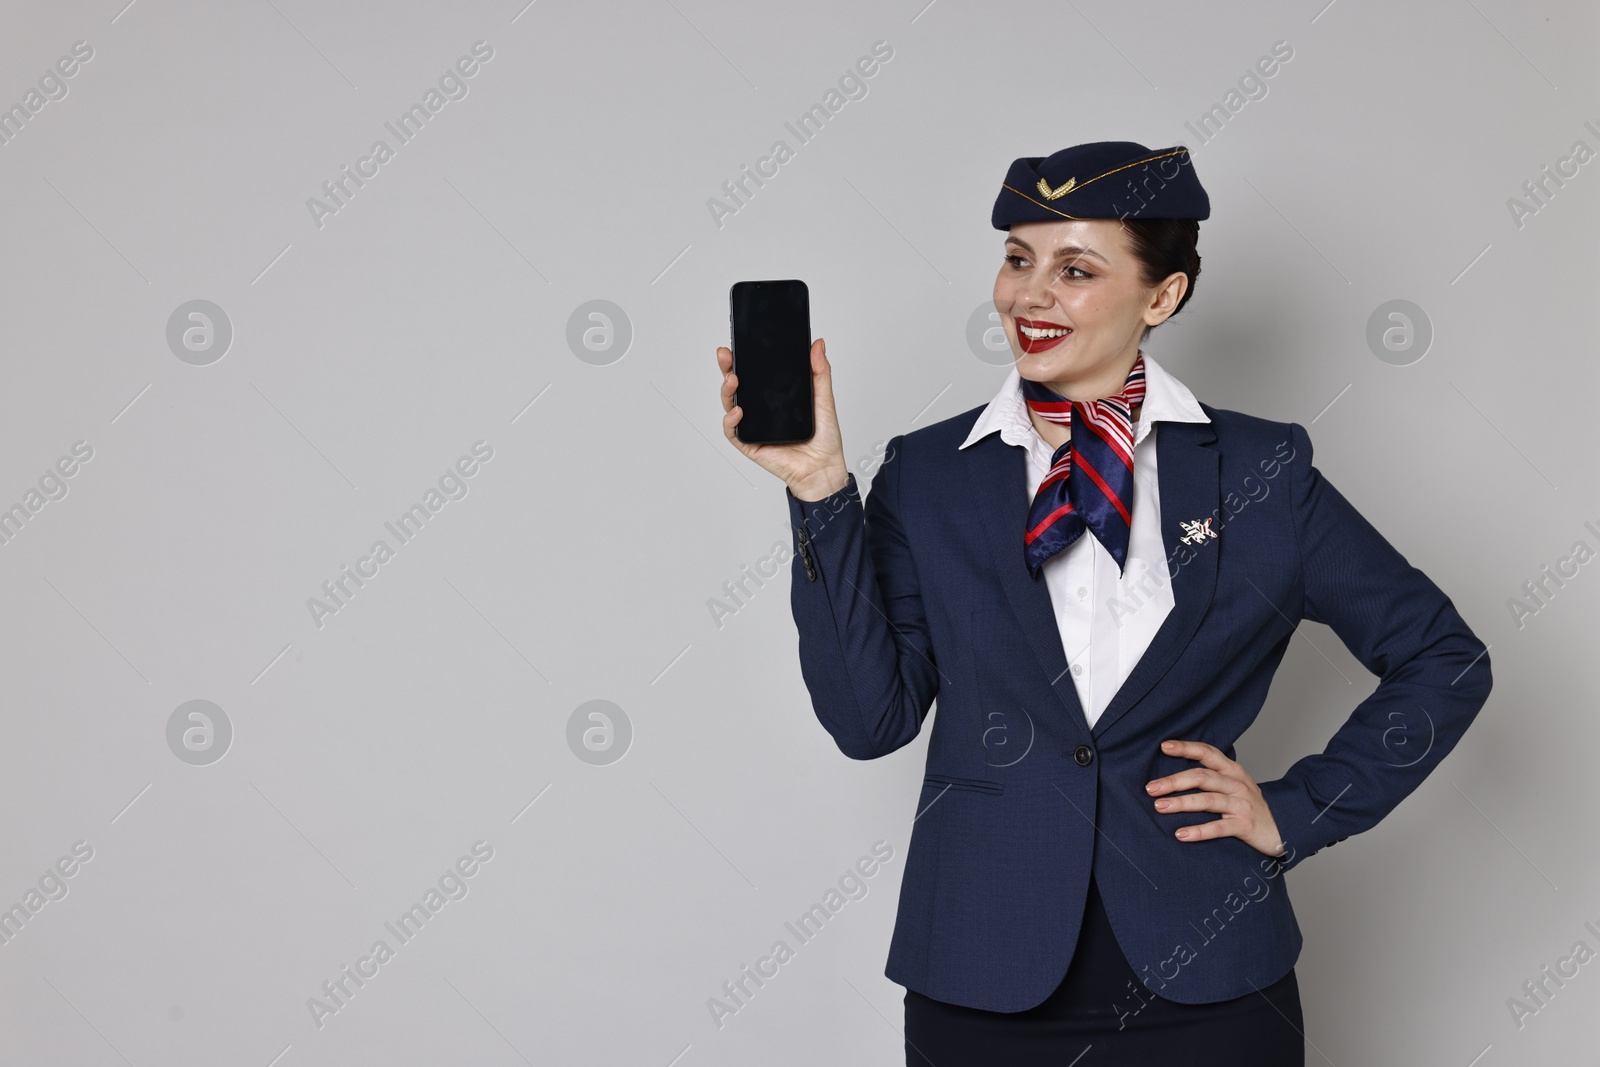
left=992, top=219, right=1186, bottom=399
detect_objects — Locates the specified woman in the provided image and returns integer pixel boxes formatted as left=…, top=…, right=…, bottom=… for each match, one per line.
left=713, top=141, right=1492, bottom=1065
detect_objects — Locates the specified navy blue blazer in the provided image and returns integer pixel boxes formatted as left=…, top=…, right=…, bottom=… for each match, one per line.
left=783, top=400, right=1492, bottom=1011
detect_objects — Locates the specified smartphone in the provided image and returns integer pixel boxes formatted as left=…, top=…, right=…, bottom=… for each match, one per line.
left=729, top=279, right=814, bottom=445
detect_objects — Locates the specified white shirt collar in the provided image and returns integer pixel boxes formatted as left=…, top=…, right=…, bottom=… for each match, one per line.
left=958, top=350, right=1209, bottom=453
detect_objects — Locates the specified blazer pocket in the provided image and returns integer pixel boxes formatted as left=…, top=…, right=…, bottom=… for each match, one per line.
left=923, top=773, right=1004, bottom=795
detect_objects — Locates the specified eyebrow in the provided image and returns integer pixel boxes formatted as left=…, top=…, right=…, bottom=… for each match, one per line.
left=1004, top=238, right=1107, bottom=264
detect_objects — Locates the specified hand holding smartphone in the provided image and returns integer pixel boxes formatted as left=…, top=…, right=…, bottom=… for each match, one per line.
left=717, top=279, right=849, bottom=500
left=729, top=280, right=814, bottom=445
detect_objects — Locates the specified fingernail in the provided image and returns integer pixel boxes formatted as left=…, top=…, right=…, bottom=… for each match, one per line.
left=1145, top=782, right=1159, bottom=794
left=1175, top=829, right=1188, bottom=840
left=1154, top=800, right=1169, bottom=811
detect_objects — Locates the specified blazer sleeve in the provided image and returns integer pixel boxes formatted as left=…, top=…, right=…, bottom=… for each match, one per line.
left=1257, top=420, right=1493, bottom=873
left=784, top=434, right=939, bottom=759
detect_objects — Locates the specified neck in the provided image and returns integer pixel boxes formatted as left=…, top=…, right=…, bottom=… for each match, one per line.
left=1026, top=348, right=1143, bottom=450
left=1042, top=345, right=1141, bottom=401
left=1029, top=401, right=1142, bottom=450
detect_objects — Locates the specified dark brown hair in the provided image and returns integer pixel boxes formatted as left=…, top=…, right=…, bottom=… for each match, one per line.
left=1120, top=218, right=1201, bottom=337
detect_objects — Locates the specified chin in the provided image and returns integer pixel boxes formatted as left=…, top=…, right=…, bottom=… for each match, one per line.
left=1014, top=347, right=1077, bottom=380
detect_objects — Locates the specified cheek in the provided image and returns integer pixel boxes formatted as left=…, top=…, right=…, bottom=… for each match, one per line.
left=1055, top=288, right=1100, bottom=322
left=1063, top=286, right=1132, bottom=326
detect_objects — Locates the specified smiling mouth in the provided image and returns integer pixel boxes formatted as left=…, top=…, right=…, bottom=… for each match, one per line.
left=1015, top=318, right=1073, bottom=352
left=1018, top=324, right=1071, bottom=340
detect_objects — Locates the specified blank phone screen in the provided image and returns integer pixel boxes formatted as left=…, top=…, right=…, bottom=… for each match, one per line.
left=731, top=280, right=813, bottom=445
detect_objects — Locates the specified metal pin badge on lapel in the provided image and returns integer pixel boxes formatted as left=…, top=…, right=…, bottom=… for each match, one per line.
left=1179, top=518, right=1218, bottom=545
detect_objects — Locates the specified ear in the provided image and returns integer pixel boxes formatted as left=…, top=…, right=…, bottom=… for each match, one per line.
left=1144, top=271, right=1189, bottom=328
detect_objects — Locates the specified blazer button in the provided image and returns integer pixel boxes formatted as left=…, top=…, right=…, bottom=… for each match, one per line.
left=1073, top=745, right=1093, bottom=766
left=796, top=528, right=817, bottom=581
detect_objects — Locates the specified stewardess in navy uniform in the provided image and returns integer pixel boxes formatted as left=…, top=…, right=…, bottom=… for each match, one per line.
left=714, top=141, right=1492, bottom=1065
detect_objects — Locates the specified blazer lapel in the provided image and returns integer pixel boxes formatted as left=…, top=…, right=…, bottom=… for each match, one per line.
left=1090, top=416, right=1220, bottom=740
left=965, top=433, right=1093, bottom=742
left=963, top=415, right=1221, bottom=747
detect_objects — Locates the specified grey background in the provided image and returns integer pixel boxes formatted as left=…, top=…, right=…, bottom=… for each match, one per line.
left=0, top=0, right=1594, bottom=1063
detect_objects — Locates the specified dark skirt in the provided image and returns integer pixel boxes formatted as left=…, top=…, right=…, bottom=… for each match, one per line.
left=904, top=874, right=1305, bottom=1066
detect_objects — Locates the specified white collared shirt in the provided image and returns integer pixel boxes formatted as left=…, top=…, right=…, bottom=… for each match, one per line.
left=958, top=352, right=1211, bottom=729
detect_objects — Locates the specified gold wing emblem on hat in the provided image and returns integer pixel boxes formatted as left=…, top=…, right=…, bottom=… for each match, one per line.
left=1036, top=176, right=1077, bottom=200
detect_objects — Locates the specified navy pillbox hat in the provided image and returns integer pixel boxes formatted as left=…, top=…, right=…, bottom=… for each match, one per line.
left=991, top=141, right=1209, bottom=228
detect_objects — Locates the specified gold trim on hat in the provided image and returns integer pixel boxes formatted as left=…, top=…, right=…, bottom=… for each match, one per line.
left=1006, top=147, right=1191, bottom=219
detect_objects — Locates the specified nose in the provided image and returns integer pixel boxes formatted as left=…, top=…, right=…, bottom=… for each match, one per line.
left=1016, top=266, right=1054, bottom=311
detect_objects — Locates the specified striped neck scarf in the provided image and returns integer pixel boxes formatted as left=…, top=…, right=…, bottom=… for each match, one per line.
left=1017, top=353, right=1146, bottom=578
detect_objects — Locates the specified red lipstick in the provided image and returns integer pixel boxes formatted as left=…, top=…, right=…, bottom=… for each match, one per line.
left=1015, top=316, right=1073, bottom=355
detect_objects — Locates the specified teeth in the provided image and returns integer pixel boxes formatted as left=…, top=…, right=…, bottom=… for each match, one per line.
left=1021, top=325, right=1071, bottom=339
